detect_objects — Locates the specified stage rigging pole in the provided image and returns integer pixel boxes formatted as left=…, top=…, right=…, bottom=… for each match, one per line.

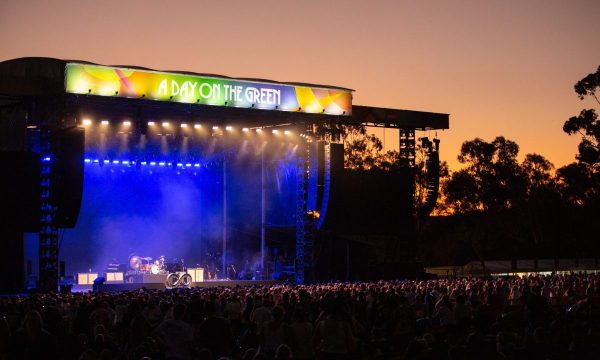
left=261, top=149, right=266, bottom=279
left=222, top=158, right=227, bottom=279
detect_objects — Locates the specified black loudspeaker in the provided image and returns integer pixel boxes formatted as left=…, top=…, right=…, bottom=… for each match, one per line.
left=59, top=261, right=65, bottom=278
left=0, top=151, right=41, bottom=232
left=315, top=143, right=344, bottom=230
left=51, top=127, right=85, bottom=228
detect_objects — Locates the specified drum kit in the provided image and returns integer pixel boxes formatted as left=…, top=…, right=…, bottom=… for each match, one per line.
left=128, top=254, right=191, bottom=289
left=129, top=255, right=167, bottom=274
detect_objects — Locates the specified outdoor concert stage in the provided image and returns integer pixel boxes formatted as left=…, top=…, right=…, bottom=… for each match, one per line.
left=71, top=279, right=279, bottom=293
left=0, top=57, right=449, bottom=293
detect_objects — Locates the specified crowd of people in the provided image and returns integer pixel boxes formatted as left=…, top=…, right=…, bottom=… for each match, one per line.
left=1, top=273, right=600, bottom=359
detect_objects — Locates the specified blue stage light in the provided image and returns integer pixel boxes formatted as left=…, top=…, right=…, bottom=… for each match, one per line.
left=150, top=161, right=157, bottom=166
left=185, top=163, right=192, bottom=167
left=194, top=163, right=201, bottom=168
left=177, top=163, right=183, bottom=167
left=103, top=160, right=110, bottom=164
left=141, top=161, right=147, bottom=165
left=42, top=156, right=52, bottom=162
left=93, top=159, right=99, bottom=163
left=84, top=159, right=92, bottom=163
left=122, top=160, right=130, bottom=165
left=159, top=162, right=166, bottom=166
left=112, top=160, right=120, bottom=164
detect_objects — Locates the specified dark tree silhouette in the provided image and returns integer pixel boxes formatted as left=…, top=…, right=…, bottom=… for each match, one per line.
left=559, top=65, right=600, bottom=204
left=443, top=136, right=526, bottom=213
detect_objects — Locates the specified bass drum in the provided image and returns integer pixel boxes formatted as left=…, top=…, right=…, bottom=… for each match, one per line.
left=165, top=273, right=179, bottom=289
left=151, top=264, right=161, bottom=274
left=180, top=273, right=192, bottom=288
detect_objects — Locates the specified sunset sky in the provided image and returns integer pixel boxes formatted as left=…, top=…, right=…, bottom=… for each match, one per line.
left=1, top=0, right=599, bottom=171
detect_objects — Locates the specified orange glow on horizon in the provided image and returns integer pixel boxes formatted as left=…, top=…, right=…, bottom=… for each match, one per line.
left=1, top=0, right=598, bottom=171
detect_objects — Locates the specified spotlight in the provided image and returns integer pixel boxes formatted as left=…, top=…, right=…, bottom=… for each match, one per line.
left=272, top=129, right=278, bottom=134
left=256, top=128, right=262, bottom=133
left=181, top=123, right=188, bottom=128
left=226, top=126, right=233, bottom=131
left=101, top=120, right=109, bottom=125
left=123, top=121, right=131, bottom=126
left=148, top=121, right=155, bottom=126
left=284, top=130, right=291, bottom=135
left=162, top=122, right=170, bottom=127
left=194, top=124, right=201, bottom=129
left=212, top=126, right=219, bottom=130
left=242, top=128, right=249, bottom=132
left=82, top=119, right=92, bottom=126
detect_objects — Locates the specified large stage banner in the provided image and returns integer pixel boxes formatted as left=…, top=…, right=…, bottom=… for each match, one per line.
left=65, top=63, right=352, bottom=116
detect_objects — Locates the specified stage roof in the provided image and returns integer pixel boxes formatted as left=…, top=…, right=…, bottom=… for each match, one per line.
left=0, top=57, right=449, bottom=130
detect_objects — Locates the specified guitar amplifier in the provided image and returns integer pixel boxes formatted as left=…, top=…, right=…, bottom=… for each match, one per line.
left=106, top=264, right=127, bottom=272
left=77, top=273, right=98, bottom=285
left=105, top=272, right=124, bottom=283
left=187, top=268, right=204, bottom=282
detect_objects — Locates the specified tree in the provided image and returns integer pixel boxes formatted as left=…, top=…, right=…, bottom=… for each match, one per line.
left=559, top=65, right=600, bottom=203
left=443, top=136, right=526, bottom=213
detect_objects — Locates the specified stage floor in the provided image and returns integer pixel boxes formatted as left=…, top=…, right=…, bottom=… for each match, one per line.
left=71, top=279, right=278, bottom=293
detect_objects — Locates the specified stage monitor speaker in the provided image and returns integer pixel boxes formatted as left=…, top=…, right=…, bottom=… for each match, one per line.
left=51, top=126, right=85, bottom=228
left=0, top=151, right=41, bottom=232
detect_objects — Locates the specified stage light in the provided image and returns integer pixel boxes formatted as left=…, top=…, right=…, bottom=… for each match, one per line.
left=122, top=160, right=130, bottom=165
left=181, top=123, right=188, bottom=128
left=284, top=130, right=291, bottom=135
left=212, top=126, right=219, bottom=130
left=123, top=121, right=131, bottom=126
left=150, top=161, right=157, bottom=166
left=256, top=128, right=262, bottom=133
left=148, top=121, right=155, bottom=126
left=185, top=163, right=192, bottom=167
left=141, top=161, right=147, bottom=165
left=177, top=163, right=183, bottom=167
left=84, top=159, right=91, bottom=163
left=159, top=161, right=166, bottom=166
left=272, top=129, right=279, bottom=134
left=226, top=126, right=233, bottom=131
left=162, top=122, right=170, bottom=127
left=101, top=120, right=109, bottom=125
left=194, top=163, right=201, bottom=168
left=194, top=124, right=201, bottom=129
left=112, top=160, right=120, bottom=164
left=103, top=160, right=110, bottom=164
left=242, top=128, right=249, bottom=132
left=82, top=119, right=92, bottom=126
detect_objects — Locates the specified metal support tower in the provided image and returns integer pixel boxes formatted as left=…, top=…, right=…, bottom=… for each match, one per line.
left=38, top=128, right=59, bottom=292
left=295, top=129, right=315, bottom=284
left=399, top=128, right=416, bottom=169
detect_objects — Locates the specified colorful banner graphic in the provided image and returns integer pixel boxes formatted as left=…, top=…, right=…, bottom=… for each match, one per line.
left=65, top=63, right=352, bottom=115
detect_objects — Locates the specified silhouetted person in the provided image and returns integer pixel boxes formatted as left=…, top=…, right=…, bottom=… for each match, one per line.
left=197, top=301, right=232, bottom=358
